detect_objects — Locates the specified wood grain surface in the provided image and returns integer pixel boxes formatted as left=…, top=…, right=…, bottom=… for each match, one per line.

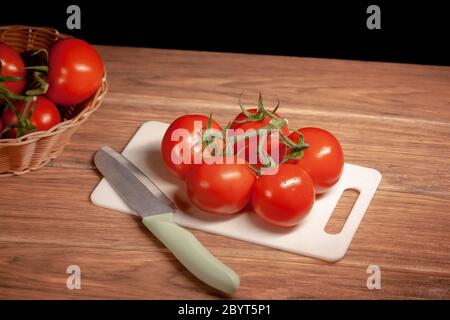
left=0, top=46, right=449, bottom=299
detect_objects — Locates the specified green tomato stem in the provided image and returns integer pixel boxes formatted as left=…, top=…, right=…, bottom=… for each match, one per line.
left=25, top=65, right=49, bottom=72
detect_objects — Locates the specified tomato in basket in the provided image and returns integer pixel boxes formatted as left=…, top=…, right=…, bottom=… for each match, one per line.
left=1, top=96, right=61, bottom=138
left=0, top=41, right=26, bottom=103
left=46, top=39, right=104, bottom=106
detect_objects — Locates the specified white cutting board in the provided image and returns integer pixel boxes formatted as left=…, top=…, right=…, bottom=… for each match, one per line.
left=91, top=121, right=381, bottom=262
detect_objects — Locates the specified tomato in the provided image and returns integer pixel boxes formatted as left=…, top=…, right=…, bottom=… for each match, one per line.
left=230, top=108, right=289, bottom=167
left=161, top=114, right=222, bottom=179
left=0, top=107, right=16, bottom=138
left=0, top=42, right=26, bottom=103
left=1, top=96, right=61, bottom=138
left=46, top=39, right=104, bottom=106
left=251, top=164, right=315, bottom=227
left=0, top=119, right=3, bottom=137
left=288, top=127, right=344, bottom=194
left=186, top=159, right=256, bottom=214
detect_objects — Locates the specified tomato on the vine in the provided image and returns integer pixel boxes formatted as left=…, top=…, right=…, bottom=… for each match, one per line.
left=288, top=127, right=344, bottom=194
left=159, top=94, right=346, bottom=228
left=161, top=114, right=222, bottom=180
left=230, top=106, right=289, bottom=168
left=1, top=96, right=61, bottom=138
left=186, top=158, right=256, bottom=214
left=0, top=42, right=26, bottom=103
left=46, top=39, right=104, bottom=106
left=251, top=164, right=315, bottom=227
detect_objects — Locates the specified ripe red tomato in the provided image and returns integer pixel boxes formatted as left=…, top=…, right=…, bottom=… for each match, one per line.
left=0, top=119, right=3, bottom=137
left=230, top=108, right=289, bottom=167
left=46, top=39, right=104, bottom=106
left=251, top=164, right=315, bottom=227
left=1, top=96, right=61, bottom=138
left=161, top=114, right=222, bottom=180
left=0, top=42, right=26, bottom=103
left=186, top=159, right=256, bottom=214
left=288, top=127, right=344, bottom=194
left=1, top=108, right=17, bottom=138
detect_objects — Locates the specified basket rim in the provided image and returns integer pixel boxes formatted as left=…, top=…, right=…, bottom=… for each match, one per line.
left=0, top=25, right=60, bottom=32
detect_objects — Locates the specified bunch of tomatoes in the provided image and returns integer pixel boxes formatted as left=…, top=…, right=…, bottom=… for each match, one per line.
left=0, top=39, right=104, bottom=138
left=162, top=95, right=344, bottom=227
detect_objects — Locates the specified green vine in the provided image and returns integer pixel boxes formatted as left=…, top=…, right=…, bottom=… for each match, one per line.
left=0, top=49, right=50, bottom=138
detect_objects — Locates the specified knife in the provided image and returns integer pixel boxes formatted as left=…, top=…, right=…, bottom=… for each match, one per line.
left=94, top=146, right=240, bottom=294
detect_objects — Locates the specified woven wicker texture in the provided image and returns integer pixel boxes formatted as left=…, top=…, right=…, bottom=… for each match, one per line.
left=0, top=25, right=108, bottom=176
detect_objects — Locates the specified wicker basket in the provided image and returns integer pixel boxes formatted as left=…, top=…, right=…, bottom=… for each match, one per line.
left=0, top=25, right=108, bottom=176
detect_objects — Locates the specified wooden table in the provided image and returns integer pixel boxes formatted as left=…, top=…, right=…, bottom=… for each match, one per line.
left=1, top=46, right=449, bottom=299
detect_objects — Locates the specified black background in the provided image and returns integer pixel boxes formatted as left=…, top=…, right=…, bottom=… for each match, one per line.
left=1, top=1, right=449, bottom=65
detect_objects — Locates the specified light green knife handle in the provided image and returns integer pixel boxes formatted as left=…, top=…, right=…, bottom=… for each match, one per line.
left=142, top=213, right=240, bottom=295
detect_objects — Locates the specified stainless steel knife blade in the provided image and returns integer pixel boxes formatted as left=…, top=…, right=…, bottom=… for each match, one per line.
left=94, top=146, right=176, bottom=217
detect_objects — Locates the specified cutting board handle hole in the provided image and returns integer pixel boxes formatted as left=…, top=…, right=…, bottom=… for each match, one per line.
left=324, top=188, right=360, bottom=235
